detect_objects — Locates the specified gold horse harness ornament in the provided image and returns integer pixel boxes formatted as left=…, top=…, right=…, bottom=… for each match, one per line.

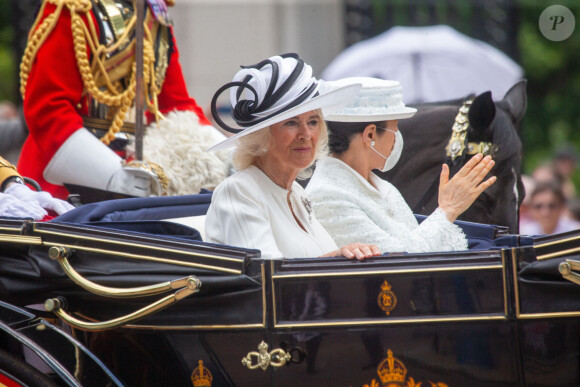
left=414, top=98, right=497, bottom=213
left=445, top=98, right=496, bottom=161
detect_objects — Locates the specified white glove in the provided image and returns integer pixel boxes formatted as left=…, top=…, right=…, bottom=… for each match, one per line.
left=5, top=183, right=75, bottom=215
left=107, top=162, right=163, bottom=197
left=0, top=191, right=47, bottom=220
left=44, top=128, right=164, bottom=197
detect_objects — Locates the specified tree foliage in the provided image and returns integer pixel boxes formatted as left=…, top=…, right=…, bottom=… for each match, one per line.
left=517, top=1, right=580, bottom=179
left=0, top=1, right=15, bottom=102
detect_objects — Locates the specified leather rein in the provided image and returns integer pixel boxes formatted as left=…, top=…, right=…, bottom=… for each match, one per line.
left=412, top=98, right=495, bottom=214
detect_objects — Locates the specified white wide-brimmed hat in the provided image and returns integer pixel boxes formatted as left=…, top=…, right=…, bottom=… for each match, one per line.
left=208, top=54, right=361, bottom=152
left=320, top=77, right=417, bottom=122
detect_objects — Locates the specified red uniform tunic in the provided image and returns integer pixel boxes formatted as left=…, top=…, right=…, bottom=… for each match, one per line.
left=19, top=3, right=210, bottom=199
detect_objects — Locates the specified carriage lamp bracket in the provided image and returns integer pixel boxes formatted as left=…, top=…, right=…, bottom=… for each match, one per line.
left=48, top=245, right=202, bottom=298
left=45, top=246, right=202, bottom=331
left=559, top=259, right=580, bottom=286
left=44, top=280, right=200, bottom=331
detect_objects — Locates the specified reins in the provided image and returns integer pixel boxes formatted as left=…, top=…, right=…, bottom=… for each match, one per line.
left=412, top=98, right=495, bottom=214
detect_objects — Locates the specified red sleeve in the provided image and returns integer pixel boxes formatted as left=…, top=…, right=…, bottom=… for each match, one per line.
left=148, top=27, right=211, bottom=126
left=22, top=4, right=88, bottom=162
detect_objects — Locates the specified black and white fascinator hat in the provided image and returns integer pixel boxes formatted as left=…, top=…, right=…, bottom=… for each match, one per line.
left=208, top=53, right=361, bottom=152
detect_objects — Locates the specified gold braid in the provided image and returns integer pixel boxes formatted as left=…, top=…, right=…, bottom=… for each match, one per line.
left=143, top=24, right=161, bottom=119
left=19, top=0, right=68, bottom=97
left=20, top=0, right=161, bottom=146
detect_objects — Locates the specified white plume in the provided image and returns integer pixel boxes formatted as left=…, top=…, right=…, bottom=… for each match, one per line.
left=143, top=110, right=230, bottom=195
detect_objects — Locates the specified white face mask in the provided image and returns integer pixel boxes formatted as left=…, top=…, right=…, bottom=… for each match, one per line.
left=370, top=129, right=404, bottom=172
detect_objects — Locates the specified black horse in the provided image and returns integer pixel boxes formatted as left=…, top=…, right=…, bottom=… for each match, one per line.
left=379, top=80, right=527, bottom=233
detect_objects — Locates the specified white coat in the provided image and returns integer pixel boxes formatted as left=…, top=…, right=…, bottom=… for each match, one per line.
left=205, top=166, right=338, bottom=259
left=306, top=157, right=467, bottom=253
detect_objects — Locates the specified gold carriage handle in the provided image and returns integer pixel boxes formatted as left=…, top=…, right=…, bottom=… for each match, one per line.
left=48, top=246, right=200, bottom=298
left=559, top=259, right=580, bottom=286
left=44, top=280, right=199, bottom=331
left=241, top=341, right=292, bottom=371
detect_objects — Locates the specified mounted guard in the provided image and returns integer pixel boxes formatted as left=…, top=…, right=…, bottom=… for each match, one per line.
left=19, top=0, right=229, bottom=201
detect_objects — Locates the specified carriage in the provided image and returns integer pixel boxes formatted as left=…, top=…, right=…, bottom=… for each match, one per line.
left=0, top=191, right=579, bottom=387
left=3, top=80, right=574, bottom=387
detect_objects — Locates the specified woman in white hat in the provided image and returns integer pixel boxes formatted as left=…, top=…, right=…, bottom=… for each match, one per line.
left=205, top=54, right=381, bottom=260
left=306, top=77, right=496, bottom=253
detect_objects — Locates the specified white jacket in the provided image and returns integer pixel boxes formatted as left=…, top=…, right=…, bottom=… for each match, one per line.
left=205, top=166, right=338, bottom=259
left=306, top=157, right=467, bottom=253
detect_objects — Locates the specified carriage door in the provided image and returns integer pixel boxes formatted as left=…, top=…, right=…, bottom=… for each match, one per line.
left=268, top=252, right=520, bottom=386
left=515, top=233, right=580, bottom=386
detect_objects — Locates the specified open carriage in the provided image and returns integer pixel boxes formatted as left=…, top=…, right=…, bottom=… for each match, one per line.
left=0, top=193, right=579, bottom=387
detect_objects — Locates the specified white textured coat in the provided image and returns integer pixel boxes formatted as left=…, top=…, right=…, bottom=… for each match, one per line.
left=306, top=157, right=467, bottom=253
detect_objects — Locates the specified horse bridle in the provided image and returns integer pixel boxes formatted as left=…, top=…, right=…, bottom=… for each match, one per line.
left=445, top=98, right=495, bottom=162
left=413, top=98, right=496, bottom=213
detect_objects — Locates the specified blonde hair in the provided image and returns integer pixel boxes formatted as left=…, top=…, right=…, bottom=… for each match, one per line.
left=232, top=109, right=328, bottom=179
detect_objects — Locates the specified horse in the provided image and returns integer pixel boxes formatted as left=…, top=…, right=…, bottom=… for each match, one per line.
left=378, top=80, right=527, bottom=233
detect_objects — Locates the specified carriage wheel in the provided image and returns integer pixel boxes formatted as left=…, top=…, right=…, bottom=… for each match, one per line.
left=0, top=349, right=59, bottom=387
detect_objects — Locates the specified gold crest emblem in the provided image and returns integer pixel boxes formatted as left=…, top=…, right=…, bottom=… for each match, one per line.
left=377, top=280, right=397, bottom=316
left=362, top=349, right=448, bottom=387
left=191, top=360, right=213, bottom=387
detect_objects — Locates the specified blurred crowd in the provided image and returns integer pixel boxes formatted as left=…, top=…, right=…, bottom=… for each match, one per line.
left=520, top=145, right=580, bottom=235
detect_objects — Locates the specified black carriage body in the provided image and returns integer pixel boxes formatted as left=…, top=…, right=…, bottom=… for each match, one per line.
left=0, top=300, right=126, bottom=386
left=0, top=217, right=579, bottom=386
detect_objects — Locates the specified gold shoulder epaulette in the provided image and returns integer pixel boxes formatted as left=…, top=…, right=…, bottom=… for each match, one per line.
left=20, top=1, right=92, bottom=99
left=0, top=156, right=21, bottom=187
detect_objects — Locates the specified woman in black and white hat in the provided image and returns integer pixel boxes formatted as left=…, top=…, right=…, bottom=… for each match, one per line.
left=306, top=77, right=497, bottom=253
left=205, top=54, right=381, bottom=260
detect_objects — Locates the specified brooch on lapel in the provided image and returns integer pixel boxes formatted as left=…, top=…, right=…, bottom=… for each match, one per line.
left=302, top=196, right=313, bottom=222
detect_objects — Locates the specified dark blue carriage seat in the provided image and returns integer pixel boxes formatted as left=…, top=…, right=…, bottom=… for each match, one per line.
left=52, top=193, right=213, bottom=241
left=414, top=214, right=523, bottom=249
left=53, top=193, right=522, bottom=251
left=55, top=193, right=212, bottom=222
